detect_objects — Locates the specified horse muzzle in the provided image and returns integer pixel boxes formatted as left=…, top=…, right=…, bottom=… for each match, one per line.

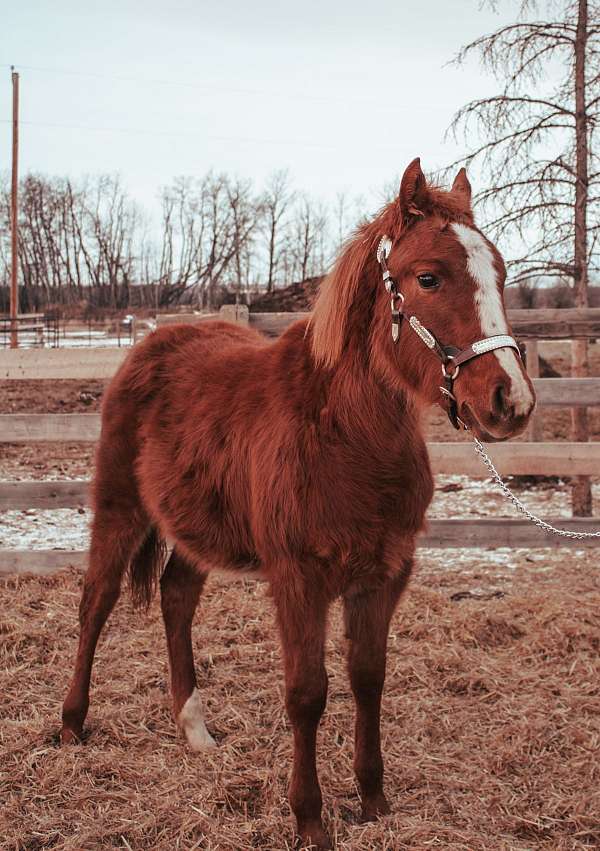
left=458, top=375, right=536, bottom=441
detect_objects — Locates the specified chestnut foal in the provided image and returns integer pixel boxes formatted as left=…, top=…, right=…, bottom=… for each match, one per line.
left=61, top=159, right=534, bottom=849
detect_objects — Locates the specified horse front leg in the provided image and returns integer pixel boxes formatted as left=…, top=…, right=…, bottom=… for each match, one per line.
left=343, top=568, right=410, bottom=822
left=272, top=576, right=331, bottom=850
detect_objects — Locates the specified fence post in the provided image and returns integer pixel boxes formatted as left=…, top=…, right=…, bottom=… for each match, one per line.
left=219, top=304, right=249, bottom=324
left=571, top=338, right=592, bottom=516
left=525, top=340, right=543, bottom=441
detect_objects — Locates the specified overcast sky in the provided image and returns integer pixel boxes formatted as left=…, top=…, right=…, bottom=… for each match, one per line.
left=1, top=1, right=520, bottom=215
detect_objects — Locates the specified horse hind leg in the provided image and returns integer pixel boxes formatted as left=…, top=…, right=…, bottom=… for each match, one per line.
left=160, top=548, right=215, bottom=750
left=60, top=502, right=155, bottom=744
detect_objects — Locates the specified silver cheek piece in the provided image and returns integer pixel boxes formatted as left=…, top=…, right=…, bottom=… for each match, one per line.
left=376, top=236, right=392, bottom=265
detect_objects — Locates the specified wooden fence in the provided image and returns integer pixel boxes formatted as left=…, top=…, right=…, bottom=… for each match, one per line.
left=2, top=306, right=600, bottom=575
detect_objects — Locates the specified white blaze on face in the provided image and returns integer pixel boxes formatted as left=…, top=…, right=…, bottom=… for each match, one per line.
left=450, top=223, right=534, bottom=416
left=179, top=688, right=217, bottom=751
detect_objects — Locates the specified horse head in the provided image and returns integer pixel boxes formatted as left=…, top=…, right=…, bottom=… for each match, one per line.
left=312, top=158, right=535, bottom=441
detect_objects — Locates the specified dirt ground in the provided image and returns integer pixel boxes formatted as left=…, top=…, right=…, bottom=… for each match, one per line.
left=1, top=338, right=600, bottom=849
left=1, top=559, right=599, bottom=851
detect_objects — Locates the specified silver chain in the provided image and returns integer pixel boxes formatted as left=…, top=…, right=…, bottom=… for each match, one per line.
left=471, top=434, right=600, bottom=540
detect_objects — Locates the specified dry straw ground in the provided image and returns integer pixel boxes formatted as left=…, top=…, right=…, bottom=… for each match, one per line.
left=1, top=555, right=600, bottom=851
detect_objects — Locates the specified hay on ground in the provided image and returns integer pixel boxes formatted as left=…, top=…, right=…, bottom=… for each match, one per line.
left=1, top=562, right=599, bottom=850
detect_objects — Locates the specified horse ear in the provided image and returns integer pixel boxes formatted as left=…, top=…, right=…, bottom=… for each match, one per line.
left=399, top=157, right=427, bottom=219
left=452, top=167, right=472, bottom=202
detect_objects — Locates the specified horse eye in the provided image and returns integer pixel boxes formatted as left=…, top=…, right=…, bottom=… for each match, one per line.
left=417, top=273, right=439, bottom=289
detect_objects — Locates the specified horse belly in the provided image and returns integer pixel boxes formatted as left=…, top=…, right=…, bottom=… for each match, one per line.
left=138, top=447, right=260, bottom=576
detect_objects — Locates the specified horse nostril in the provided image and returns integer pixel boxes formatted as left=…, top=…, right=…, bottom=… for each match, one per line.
left=492, top=383, right=511, bottom=419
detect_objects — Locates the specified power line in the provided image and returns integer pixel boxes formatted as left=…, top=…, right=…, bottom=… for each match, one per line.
left=1, top=62, right=390, bottom=109
left=0, top=65, right=414, bottom=155
left=0, top=118, right=406, bottom=154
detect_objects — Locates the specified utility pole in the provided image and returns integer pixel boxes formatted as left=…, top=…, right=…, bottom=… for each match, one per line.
left=10, top=66, right=19, bottom=348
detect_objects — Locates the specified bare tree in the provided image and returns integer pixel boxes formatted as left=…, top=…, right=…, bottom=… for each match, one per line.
left=226, top=176, right=259, bottom=300
left=449, top=0, right=600, bottom=515
left=157, top=185, right=176, bottom=291
left=156, top=173, right=259, bottom=308
left=260, top=170, right=294, bottom=291
left=515, top=276, right=539, bottom=308
left=85, top=175, right=139, bottom=308
left=1, top=173, right=143, bottom=308
left=546, top=276, right=576, bottom=307
left=289, top=194, right=328, bottom=283
left=333, top=191, right=350, bottom=253
left=332, top=189, right=369, bottom=252
left=197, top=174, right=235, bottom=308
left=157, top=176, right=203, bottom=294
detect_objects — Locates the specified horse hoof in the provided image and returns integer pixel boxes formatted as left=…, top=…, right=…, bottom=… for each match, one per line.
left=179, top=689, right=217, bottom=751
left=297, top=823, right=332, bottom=850
left=360, top=794, right=391, bottom=823
left=185, top=728, right=217, bottom=751
left=60, top=726, right=83, bottom=745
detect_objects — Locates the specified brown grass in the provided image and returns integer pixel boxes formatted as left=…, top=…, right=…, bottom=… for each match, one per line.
left=1, top=563, right=600, bottom=851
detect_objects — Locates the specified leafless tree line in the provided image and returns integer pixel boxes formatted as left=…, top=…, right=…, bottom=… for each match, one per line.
left=0, top=169, right=363, bottom=311
left=0, top=174, right=140, bottom=310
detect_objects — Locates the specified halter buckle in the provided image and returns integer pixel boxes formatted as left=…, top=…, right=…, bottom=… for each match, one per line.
left=383, top=272, right=397, bottom=294
left=441, top=359, right=460, bottom=380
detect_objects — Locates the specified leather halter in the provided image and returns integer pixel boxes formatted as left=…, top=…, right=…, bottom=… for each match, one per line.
left=376, top=234, right=521, bottom=430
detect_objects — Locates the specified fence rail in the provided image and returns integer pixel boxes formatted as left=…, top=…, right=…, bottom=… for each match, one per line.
left=0, top=413, right=101, bottom=441
left=155, top=306, right=600, bottom=338
left=2, top=306, right=600, bottom=575
left=2, top=304, right=600, bottom=379
left=2, top=515, right=600, bottom=576
left=1, top=442, right=599, bottom=512
left=2, top=353, right=600, bottom=405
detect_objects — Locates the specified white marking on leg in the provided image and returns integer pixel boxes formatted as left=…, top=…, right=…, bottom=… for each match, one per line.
left=178, top=688, right=216, bottom=751
left=451, top=224, right=534, bottom=415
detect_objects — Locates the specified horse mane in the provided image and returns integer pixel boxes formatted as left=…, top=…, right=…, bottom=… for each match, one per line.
left=310, top=184, right=473, bottom=368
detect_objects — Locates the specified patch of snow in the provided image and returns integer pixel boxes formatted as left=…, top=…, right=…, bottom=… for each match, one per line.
left=1, top=476, right=599, bottom=561
left=0, top=509, right=90, bottom=550
left=430, top=475, right=600, bottom=519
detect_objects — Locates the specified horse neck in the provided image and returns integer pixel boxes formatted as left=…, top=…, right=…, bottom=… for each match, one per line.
left=278, top=321, right=421, bottom=451
left=328, top=349, right=421, bottom=448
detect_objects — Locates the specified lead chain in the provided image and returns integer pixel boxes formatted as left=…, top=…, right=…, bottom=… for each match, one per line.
left=471, top=434, right=600, bottom=540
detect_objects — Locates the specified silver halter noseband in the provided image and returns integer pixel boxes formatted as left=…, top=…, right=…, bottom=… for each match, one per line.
left=376, top=234, right=521, bottom=429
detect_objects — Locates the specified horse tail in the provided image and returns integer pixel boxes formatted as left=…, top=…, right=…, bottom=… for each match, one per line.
left=128, top=526, right=167, bottom=609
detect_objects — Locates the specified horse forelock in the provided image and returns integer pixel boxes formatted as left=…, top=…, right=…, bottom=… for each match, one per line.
left=310, top=186, right=473, bottom=368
